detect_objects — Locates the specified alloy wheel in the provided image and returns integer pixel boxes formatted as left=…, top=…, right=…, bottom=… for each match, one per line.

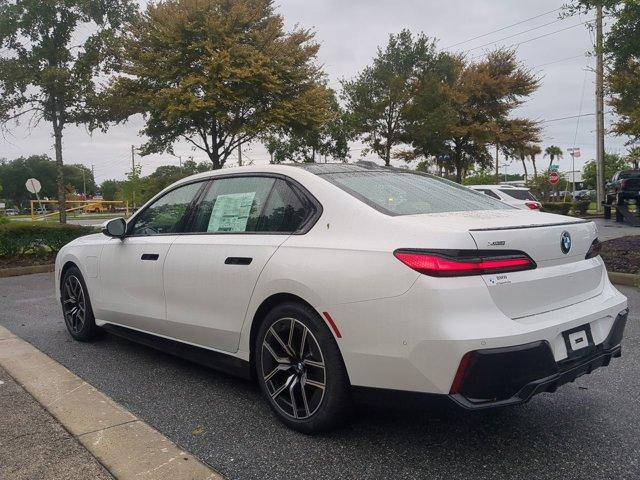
left=261, top=317, right=326, bottom=420
left=62, top=275, right=86, bottom=335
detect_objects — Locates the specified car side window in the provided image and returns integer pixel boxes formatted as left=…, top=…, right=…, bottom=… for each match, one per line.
left=191, top=177, right=275, bottom=233
left=130, top=182, right=203, bottom=236
left=256, top=179, right=313, bottom=232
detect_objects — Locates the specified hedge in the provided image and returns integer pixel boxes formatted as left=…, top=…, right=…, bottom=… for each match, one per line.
left=541, top=201, right=591, bottom=217
left=0, top=223, right=96, bottom=258
left=541, top=202, right=572, bottom=215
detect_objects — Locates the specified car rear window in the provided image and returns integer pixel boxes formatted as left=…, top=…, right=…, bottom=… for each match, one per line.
left=322, top=171, right=512, bottom=215
left=499, top=189, right=537, bottom=201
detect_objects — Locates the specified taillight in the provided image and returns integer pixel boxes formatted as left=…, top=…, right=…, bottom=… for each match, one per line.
left=585, top=238, right=602, bottom=259
left=393, top=249, right=536, bottom=277
left=525, top=201, right=540, bottom=210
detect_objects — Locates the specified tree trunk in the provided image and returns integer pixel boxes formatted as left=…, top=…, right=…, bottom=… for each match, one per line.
left=495, top=144, right=500, bottom=183
left=385, top=144, right=391, bottom=166
left=548, top=155, right=554, bottom=170
left=208, top=148, right=222, bottom=170
left=531, top=157, right=538, bottom=178
left=53, top=122, right=66, bottom=224
left=520, top=156, right=528, bottom=179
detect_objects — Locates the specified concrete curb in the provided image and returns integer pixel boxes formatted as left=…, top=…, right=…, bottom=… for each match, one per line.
left=0, top=264, right=54, bottom=278
left=609, top=271, right=640, bottom=287
left=0, top=325, right=223, bottom=480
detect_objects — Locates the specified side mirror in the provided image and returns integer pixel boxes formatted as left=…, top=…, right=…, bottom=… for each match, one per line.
left=102, top=218, right=127, bottom=239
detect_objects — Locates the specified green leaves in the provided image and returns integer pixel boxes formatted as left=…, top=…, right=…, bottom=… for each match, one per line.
left=101, top=0, right=331, bottom=169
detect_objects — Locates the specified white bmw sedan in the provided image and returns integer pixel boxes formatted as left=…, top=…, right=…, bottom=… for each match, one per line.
left=55, top=163, right=628, bottom=432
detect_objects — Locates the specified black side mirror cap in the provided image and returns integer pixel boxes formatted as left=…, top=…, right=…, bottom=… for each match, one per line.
left=102, top=218, right=127, bottom=238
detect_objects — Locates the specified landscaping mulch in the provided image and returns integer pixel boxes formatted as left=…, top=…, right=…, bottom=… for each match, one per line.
left=601, top=236, right=640, bottom=275
left=0, top=253, right=56, bottom=270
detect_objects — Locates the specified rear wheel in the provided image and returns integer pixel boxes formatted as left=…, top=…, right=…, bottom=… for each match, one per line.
left=61, top=267, right=101, bottom=341
left=255, top=302, right=352, bottom=433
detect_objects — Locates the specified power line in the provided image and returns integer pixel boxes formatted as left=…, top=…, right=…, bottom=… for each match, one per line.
left=469, top=19, right=595, bottom=58
left=541, top=111, right=611, bottom=124
left=532, top=54, right=587, bottom=69
left=463, top=17, right=565, bottom=52
left=444, top=7, right=563, bottom=49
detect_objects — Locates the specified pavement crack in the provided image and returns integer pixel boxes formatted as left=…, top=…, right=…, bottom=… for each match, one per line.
left=76, top=418, right=139, bottom=439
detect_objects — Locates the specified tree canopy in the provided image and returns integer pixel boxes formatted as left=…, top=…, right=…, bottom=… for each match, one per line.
left=0, top=155, right=97, bottom=208
left=0, top=0, right=135, bottom=221
left=341, top=30, right=445, bottom=166
left=100, top=0, right=333, bottom=169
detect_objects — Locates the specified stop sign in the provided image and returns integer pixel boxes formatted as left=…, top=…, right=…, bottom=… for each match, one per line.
left=549, top=172, right=560, bottom=185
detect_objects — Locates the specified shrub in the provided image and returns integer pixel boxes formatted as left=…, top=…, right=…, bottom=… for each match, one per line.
left=541, top=202, right=572, bottom=216
left=0, top=223, right=96, bottom=258
left=0, top=216, right=9, bottom=225
left=571, top=200, right=590, bottom=217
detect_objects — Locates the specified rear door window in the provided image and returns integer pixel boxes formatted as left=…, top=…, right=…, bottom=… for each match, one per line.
left=191, top=177, right=275, bottom=233
left=189, top=176, right=315, bottom=233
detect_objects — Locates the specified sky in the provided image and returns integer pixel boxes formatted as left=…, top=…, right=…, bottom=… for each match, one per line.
left=0, top=0, right=631, bottom=183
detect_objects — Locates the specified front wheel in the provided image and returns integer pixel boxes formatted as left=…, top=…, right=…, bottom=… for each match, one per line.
left=61, top=266, right=102, bottom=341
left=255, top=302, right=352, bottom=433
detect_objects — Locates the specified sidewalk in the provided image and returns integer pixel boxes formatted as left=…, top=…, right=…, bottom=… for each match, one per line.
left=0, top=366, right=113, bottom=479
left=0, top=325, right=222, bottom=480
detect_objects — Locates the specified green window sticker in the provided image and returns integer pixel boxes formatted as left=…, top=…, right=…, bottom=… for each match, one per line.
left=207, top=192, right=256, bottom=232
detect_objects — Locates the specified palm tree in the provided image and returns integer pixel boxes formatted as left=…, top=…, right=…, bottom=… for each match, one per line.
left=516, top=148, right=528, bottom=179
left=529, top=145, right=542, bottom=179
left=544, top=145, right=563, bottom=170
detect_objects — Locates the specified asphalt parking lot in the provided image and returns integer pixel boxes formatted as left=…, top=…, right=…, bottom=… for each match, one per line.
left=1, top=273, right=638, bottom=480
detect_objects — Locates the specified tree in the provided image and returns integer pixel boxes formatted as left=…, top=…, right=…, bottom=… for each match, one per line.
left=100, top=0, right=332, bottom=170
left=265, top=90, right=352, bottom=163
left=342, top=30, right=443, bottom=166
left=529, top=144, right=542, bottom=178
left=499, top=120, right=542, bottom=181
left=419, top=50, right=539, bottom=183
left=605, top=1, right=640, bottom=146
left=544, top=146, right=564, bottom=170
left=100, top=180, right=121, bottom=202
left=0, top=0, right=135, bottom=222
left=582, top=153, right=630, bottom=188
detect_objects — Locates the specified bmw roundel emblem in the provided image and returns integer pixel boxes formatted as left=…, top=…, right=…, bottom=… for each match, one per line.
left=561, top=231, right=572, bottom=254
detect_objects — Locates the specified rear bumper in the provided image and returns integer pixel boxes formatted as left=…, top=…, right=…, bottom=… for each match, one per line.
left=450, top=308, right=628, bottom=409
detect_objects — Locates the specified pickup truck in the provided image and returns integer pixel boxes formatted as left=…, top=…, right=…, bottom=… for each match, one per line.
left=605, top=170, right=640, bottom=204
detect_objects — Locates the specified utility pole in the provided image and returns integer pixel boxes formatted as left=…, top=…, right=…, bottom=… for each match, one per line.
left=82, top=167, right=86, bottom=196
left=238, top=143, right=243, bottom=167
left=595, top=5, right=605, bottom=213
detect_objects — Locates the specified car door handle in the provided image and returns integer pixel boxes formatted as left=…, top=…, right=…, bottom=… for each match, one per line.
left=141, top=253, right=160, bottom=261
left=225, top=257, right=253, bottom=265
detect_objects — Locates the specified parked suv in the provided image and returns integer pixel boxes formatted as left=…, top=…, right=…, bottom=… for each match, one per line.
left=468, top=185, right=541, bottom=210
left=606, top=170, right=640, bottom=205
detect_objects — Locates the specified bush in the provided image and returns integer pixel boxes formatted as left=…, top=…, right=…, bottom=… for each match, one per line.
left=571, top=200, right=590, bottom=216
left=0, top=223, right=95, bottom=258
left=0, top=216, right=9, bottom=225
left=541, top=202, right=572, bottom=216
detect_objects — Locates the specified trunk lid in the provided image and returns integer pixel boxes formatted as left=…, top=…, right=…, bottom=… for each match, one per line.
left=403, top=210, right=603, bottom=319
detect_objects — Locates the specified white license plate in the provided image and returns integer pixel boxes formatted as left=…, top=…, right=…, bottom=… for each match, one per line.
left=568, top=330, right=589, bottom=351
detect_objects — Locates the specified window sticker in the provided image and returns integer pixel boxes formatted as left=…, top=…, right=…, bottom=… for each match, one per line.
left=207, top=192, right=256, bottom=232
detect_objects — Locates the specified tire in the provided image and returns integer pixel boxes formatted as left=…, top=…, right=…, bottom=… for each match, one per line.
left=60, top=266, right=102, bottom=342
left=254, top=302, right=352, bottom=433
